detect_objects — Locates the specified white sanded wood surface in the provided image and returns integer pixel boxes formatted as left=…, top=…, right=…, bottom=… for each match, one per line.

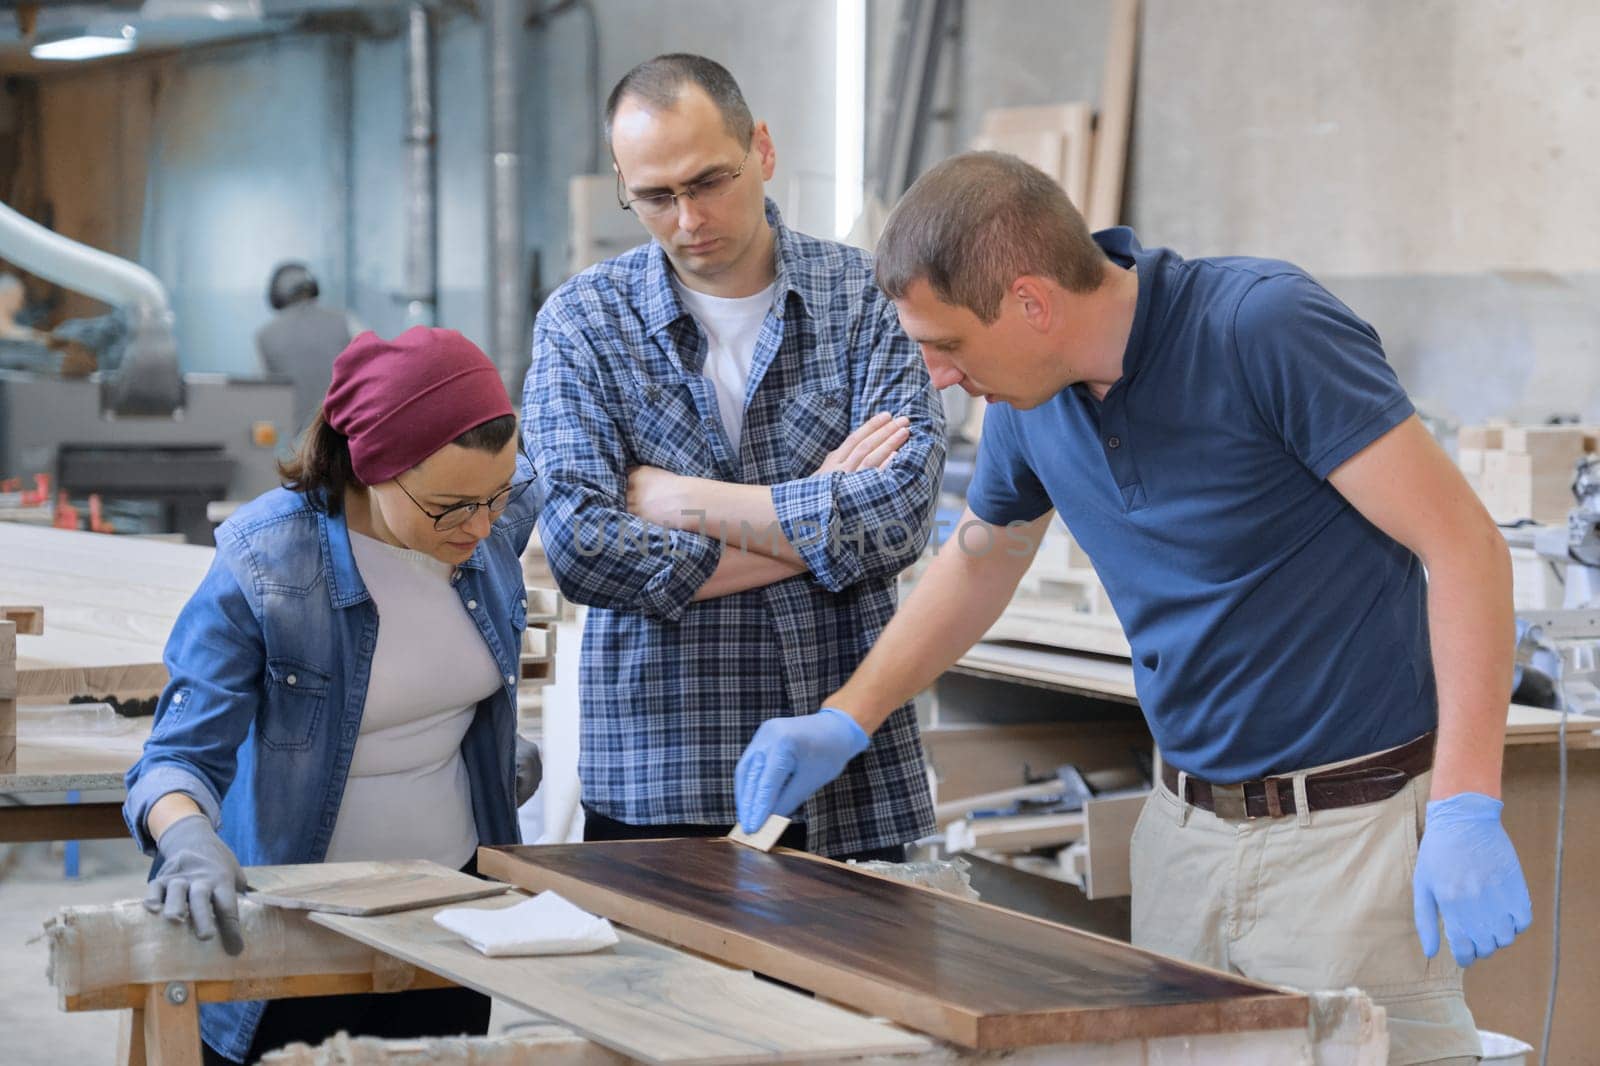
left=0, top=524, right=213, bottom=702
left=312, top=893, right=934, bottom=1064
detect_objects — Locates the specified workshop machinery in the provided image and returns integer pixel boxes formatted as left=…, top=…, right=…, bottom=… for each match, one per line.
left=0, top=201, right=291, bottom=543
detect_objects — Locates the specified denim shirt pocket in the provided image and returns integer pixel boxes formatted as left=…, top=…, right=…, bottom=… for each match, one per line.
left=260, top=657, right=332, bottom=751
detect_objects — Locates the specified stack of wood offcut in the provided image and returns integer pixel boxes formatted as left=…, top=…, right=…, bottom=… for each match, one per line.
left=1458, top=424, right=1597, bottom=525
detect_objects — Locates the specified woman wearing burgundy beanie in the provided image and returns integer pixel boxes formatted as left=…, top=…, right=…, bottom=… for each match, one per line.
left=123, top=327, right=542, bottom=1063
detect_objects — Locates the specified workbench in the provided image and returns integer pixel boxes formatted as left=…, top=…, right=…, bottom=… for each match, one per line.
left=0, top=701, right=145, bottom=843
left=45, top=858, right=1388, bottom=1066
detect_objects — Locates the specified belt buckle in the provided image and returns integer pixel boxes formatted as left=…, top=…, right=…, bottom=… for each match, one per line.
left=1210, top=782, right=1251, bottom=821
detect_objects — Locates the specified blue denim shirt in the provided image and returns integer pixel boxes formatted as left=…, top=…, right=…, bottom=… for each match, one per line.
left=124, top=479, right=537, bottom=1061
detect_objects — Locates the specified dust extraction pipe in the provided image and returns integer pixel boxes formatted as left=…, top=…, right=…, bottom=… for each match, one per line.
left=486, top=0, right=527, bottom=397
left=403, top=2, right=438, bottom=327
left=0, top=199, right=182, bottom=415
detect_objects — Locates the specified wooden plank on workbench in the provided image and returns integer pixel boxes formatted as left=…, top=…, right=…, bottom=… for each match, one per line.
left=311, top=893, right=933, bottom=1065
left=0, top=524, right=212, bottom=702
left=479, top=840, right=1307, bottom=1049
left=246, top=861, right=509, bottom=916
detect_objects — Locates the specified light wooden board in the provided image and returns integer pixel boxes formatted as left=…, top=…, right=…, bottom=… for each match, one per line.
left=973, top=103, right=1094, bottom=210
left=1505, top=703, right=1600, bottom=746
left=1081, top=792, right=1147, bottom=900
left=953, top=641, right=1138, bottom=702
left=0, top=524, right=213, bottom=702
left=1086, top=0, right=1139, bottom=231
left=982, top=600, right=1134, bottom=659
left=922, top=722, right=1154, bottom=809
left=945, top=812, right=1085, bottom=854
left=480, top=840, right=1307, bottom=1049
left=246, top=861, right=510, bottom=916
left=311, top=893, right=933, bottom=1065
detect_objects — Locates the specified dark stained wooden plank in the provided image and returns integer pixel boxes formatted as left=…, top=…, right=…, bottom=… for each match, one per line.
left=478, top=840, right=1307, bottom=1049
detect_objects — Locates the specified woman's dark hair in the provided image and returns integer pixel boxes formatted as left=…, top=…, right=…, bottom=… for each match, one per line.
left=279, top=411, right=518, bottom=515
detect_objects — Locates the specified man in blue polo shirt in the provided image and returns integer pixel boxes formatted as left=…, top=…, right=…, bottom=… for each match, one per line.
left=734, top=151, right=1529, bottom=1065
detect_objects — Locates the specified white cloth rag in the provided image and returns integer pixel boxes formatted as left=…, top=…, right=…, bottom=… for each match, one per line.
left=434, top=891, right=620, bottom=957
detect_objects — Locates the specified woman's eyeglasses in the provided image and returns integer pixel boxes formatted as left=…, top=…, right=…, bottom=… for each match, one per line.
left=395, top=476, right=535, bottom=532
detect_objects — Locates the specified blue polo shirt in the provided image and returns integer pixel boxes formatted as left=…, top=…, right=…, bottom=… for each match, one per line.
left=968, top=228, right=1432, bottom=782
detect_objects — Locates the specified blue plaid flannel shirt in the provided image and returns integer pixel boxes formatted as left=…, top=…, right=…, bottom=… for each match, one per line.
left=522, top=201, right=943, bottom=856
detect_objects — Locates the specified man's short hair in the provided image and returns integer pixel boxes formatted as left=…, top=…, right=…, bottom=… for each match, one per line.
left=604, top=53, right=754, bottom=149
left=876, top=151, right=1108, bottom=323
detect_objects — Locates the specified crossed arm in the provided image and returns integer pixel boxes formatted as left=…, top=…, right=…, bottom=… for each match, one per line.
left=626, top=412, right=911, bottom=600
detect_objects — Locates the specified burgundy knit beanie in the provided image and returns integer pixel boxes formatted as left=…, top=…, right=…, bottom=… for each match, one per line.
left=321, top=327, right=513, bottom=485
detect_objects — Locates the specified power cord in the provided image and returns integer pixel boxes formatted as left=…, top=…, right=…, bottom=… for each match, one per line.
left=1537, top=635, right=1569, bottom=1066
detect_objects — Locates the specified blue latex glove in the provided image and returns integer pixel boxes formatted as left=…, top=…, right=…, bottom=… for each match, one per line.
left=1413, top=792, right=1533, bottom=967
left=735, top=708, right=871, bottom=833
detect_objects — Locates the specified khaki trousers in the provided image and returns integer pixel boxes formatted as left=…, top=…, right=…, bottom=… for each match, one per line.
left=1131, top=757, right=1481, bottom=1065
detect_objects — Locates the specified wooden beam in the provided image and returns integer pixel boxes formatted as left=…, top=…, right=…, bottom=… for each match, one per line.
left=48, top=900, right=399, bottom=1008
left=74, top=971, right=458, bottom=1013
left=117, top=1008, right=148, bottom=1066
left=143, top=981, right=201, bottom=1066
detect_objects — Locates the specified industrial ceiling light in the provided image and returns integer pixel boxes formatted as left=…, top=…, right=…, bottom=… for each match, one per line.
left=30, top=25, right=138, bottom=61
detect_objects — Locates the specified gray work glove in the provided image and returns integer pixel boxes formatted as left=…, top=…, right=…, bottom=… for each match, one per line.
left=515, top=734, right=543, bottom=807
left=143, top=813, right=247, bottom=956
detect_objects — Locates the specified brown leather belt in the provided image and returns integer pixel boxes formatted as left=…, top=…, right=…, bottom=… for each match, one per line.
left=1160, top=732, right=1435, bottom=820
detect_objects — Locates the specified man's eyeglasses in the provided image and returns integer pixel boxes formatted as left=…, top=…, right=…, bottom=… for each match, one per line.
left=616, top=149, right=751, bottom=220
left=395, top=475, right=534, bottom=532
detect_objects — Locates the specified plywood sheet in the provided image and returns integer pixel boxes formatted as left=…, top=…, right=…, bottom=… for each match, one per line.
left=312, top=893, right=934, bottom=1064
left=247, top=861, right=509, bottom=916
left=479, top=840, right=1306, bottom=1049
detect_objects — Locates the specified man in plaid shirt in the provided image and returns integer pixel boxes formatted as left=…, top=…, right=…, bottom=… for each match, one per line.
left=522, top=54, right=944, bottom=859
